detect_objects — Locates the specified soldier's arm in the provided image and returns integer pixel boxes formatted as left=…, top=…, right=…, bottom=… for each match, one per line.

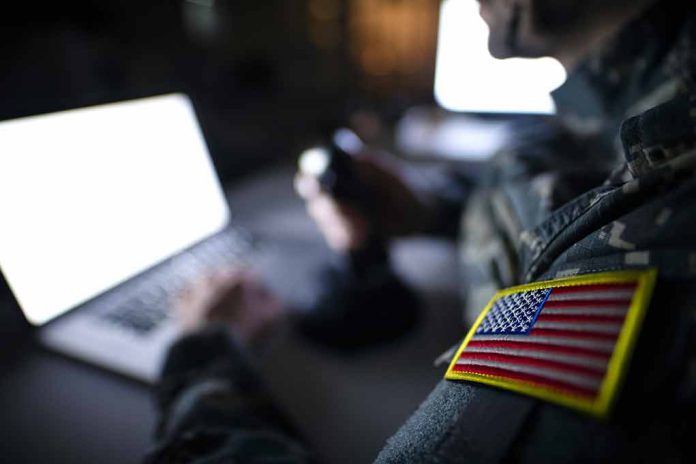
left=144, top=326, right=311, bottom=463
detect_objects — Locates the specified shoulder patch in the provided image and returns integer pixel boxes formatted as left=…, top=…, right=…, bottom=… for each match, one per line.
left=445, top=269, right=657, bottom=418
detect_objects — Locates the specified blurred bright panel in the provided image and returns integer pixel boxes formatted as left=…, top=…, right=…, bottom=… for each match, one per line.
left=434, top=0, right=567, bottom=114
left=0, top=94, right=230, bottom=325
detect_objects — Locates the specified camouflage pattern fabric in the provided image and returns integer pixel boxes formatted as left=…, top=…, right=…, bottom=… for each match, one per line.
left=459, top=3, right=696, bottom=326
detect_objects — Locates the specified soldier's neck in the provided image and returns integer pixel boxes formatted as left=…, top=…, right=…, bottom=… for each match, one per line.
left=554, top=0, right=654, bottom=73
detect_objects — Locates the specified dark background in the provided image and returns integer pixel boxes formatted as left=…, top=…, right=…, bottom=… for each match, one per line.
left=0, top=0, right=441, bottom=181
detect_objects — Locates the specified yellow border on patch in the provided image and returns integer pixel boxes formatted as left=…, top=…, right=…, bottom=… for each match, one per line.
left=445, top=269, right=657, bottom=418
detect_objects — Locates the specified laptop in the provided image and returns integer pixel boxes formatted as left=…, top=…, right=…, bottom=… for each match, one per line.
left=434, top=0, right=566, bottom=115
left=397, top=0, right=568, bottom=162
left=0, top=93, right=251, bottom=383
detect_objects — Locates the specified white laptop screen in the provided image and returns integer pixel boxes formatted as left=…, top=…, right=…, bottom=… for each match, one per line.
left=0, top=94, right=230, bottom=325
left=434, top=0, right=566, bottom=114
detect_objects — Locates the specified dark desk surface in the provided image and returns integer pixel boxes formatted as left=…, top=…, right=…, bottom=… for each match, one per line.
left=0, top=165, right=463, bottom=464
left=0, top=341, right=155, bottom=464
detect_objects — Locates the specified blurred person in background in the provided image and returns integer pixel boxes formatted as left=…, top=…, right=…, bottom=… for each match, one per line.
left=145, top=0, right=696, bottom=462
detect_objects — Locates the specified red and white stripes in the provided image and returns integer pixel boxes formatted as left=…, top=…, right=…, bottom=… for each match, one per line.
left=453, top=283, right=636, bottom=399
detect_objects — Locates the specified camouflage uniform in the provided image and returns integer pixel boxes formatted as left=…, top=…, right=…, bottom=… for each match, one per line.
left=146, top=3, right=696, bottom=463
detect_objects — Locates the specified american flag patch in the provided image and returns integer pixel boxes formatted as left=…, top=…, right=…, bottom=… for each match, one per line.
left=445, top=269, right=657, bottom=417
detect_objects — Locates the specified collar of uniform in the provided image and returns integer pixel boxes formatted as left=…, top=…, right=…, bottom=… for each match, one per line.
left=619, top=9, right=696, bottom=178
left=551, top=1, right=690, bottom=140
left=620, top=94, right=696, bottom=178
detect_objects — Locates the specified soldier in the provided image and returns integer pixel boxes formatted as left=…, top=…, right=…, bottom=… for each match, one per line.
left=145, top=0, right=696, bottom=462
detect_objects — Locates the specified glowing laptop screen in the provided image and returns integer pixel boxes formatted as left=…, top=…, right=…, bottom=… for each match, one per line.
left=434, top=0, right=567, bottom=114
left=0, top=94, right=230, bottom=325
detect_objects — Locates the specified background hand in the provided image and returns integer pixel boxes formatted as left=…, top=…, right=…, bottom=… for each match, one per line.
left=294, top=153, right=434, bottom=252
left=174, top=269, right=283, bottom=347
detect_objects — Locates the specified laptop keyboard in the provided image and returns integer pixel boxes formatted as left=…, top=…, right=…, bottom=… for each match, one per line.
left=97, top=228, right=253, bottom=336
left=99, top=285, right=170, bottom=335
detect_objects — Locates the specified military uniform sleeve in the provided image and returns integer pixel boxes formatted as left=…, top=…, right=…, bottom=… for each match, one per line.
left=376, top=274, right=696, bottom=464
left=144, top=326, right=311, bottom=463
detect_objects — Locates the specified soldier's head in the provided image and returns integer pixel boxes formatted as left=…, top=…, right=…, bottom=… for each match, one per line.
left=478, top=0, right=656, bottom=68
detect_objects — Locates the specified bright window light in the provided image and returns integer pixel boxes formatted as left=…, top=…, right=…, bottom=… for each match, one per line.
left=434, top=0, right=567, bottom=114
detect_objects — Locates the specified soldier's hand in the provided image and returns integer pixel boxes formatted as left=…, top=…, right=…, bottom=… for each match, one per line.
left=174, top=269, right=283, bottom=347
left=294, top=154, right=435, bottom=252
